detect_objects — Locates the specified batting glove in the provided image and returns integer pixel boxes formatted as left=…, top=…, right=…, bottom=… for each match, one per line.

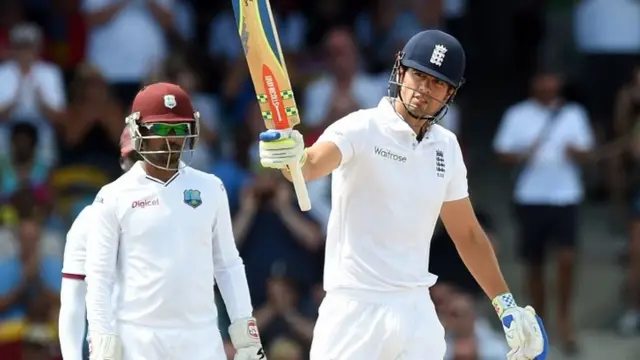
left=492, top=293, right=549, bottom=360
left=88, top=333, right=122, bottom=360
left=229, top=317, right=266, bottom=360
left=259, top=130, right=306, bottom=170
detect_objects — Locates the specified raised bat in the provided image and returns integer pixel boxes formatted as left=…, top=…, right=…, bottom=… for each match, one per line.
left=231, top=0, right=311, bottom=211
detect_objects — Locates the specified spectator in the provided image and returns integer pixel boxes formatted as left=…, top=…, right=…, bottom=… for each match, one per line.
left=0, top=213, right=63, bottom=360
left=42, top=0, right=87, bottom=81
left=493, top=71, right=595, bottom=354
left=443, top=292, right=508, bottom=360
left=267, top=336, right=304, bottom=360
left=82, top=0, right=175, bottom=107
left=254, top=270, right=316, bottom=350
left=0, top=22, right=66, bottom=168
left=303, top=28, right=386, bottom=136
left=57, top=63, right=124, bottom=176
left=0, top=122, right=50, bottom=204
left=208, top=0, right=307, bottom=79
left=0, top=0, right=24, bottom=62
left=354, top=0, right=422, bottom=73
left=574, top=0, right=640, bottom=208
left=233, top=167, right=323, bottom=307
left=611, top=66, right=640, bottom=217
left=619, top=75, right=640, bottom=335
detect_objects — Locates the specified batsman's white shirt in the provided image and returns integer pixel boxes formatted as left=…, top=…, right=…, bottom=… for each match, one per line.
left=319, top=97, right=468, bottom=291
left=85, top=162, right=253, bottom=336
left=310, top=98, right=468, bottom=360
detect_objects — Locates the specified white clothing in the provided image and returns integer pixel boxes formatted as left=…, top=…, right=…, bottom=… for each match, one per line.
left=493, top=100, right=594, bottom=205
left=304, top=74, right=387, bottom=127
left=62, top=205, right=94, bottom=277
left=0, top=60, right=66, bottom=166
left=83, top=0, right=171, bottom=82
left=59, top=279, right=87, bottom=360
left=574, top=0, right=640, bottom=53
left=59, top=206, right=93, bottom=360
left=116, top=322, right=225, bottom=360
left=85, top=162, right=253, bottom=337
left=310, top=288, right=446, bottom=360
left=316, top=97, right=468, bottom=292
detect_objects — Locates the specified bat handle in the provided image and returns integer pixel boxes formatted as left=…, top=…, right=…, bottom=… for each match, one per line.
left=288, top=162, right=311, bottom=211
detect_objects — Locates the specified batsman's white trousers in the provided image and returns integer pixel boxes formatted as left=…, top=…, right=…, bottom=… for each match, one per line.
left=117, top=322, right=225, bottom=360
left=310, top=287, right=446, bottom=360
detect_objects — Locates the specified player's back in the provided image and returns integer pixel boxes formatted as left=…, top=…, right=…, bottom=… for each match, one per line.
left=94, top=162, right=224, bottom=327
left=319, top=99, right=468, bottom=292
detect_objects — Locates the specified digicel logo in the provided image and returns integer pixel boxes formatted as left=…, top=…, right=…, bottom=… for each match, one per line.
left=132, top=199, right=159, bottom=208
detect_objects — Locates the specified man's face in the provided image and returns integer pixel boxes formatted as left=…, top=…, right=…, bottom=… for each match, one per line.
left=400, top=68, right=453, bottom=118
left=11, top=132, right=35, bottom=163
left=531, top=73, right=561, bottom=104
left=326, top=31, right=357, bottom=79
left=12, top=42, right=38, bottom=64
left=140, top=121, right=193, bottom=169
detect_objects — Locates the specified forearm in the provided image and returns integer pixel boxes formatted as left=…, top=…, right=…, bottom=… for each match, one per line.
left=455, top=228, right=509, bottom=299
left=146, top=1, right=173, bottom=29
left=215, top=259, right=253, bottom=322
left=284, top=311, right=314, bottom=343
left=59, top=279, right=87, bottom=360
left=85, top=2, right=127, bottom=27
left=85, top=271, right=115, bottom=334
left=281, top=142, right=341, bottom=182
left=278, top=207, right=321, bottom=251
left=40, top=104, right=64, bottom=124
left=231, top=209, right=256, bottom=246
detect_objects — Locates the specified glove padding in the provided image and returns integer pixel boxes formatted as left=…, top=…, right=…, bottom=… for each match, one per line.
left=259, top=130, right=305, bottom=170
left=88, top=333, right=122, bottom=360
left=494, top=294, right=549, bottom=360
left=229, top=317, right=266, bottom=360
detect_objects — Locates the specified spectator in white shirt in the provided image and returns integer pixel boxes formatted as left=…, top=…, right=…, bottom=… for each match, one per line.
left=574, top=0, right=640, bottom=141
left=303, top=28, right=386, bottom=132
left=0, top=23, right=66, bottom=168
left=82, top=0, right=175, bottom=107
left=493, top=71, right=595, bottom=355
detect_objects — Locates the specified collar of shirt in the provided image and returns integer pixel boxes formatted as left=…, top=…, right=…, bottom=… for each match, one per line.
left=376, top=97, right=442, bottom=143
left=131, top=160, right=187, bottom=185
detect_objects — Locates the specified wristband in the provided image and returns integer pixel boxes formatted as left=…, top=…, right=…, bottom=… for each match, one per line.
left=492, top=292, right=517, bottom=317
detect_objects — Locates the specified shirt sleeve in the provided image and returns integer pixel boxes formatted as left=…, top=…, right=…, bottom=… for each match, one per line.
left=570, top=105, right=595, bottom=151
left=211, top=179, right=253, bottom=322
left=444, top=137, right=469, bottom=202
left=58, top=278, right=87, bottom=360
left=493, top=106, right=519, bottom=154
left=85, top=188, right=119, bottom=335
left=62, top=206, right=91, bottom=277
left=316, top=112, right=368, bottom=166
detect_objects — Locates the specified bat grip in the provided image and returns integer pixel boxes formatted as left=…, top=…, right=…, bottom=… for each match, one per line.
left=288, top=163, right=311, bottom=211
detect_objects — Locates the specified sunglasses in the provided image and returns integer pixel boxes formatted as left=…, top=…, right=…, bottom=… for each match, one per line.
left=141, top=122, right=192, bottom=137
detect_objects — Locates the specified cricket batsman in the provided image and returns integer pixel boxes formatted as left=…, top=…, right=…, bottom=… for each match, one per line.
left=259, top=30, right=549, bottom=360
left=84, top=82, right=266, bottom=360
left=58, top=128, right=140, bottom=360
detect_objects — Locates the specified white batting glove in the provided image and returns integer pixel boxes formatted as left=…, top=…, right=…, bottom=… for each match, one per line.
left=259, top=130, right=306, bottom=170
left=492, top=293, right=549, bottom=360
left=88, top=333, right=122, bottom=360
left=229, top=317, right=266, bottom=360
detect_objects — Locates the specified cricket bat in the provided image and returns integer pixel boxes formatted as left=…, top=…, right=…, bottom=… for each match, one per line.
left=231, top=0, right=311, bottom=211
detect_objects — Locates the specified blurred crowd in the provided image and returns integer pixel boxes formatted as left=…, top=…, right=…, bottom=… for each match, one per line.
left=0, top=0, right=638, bottom=359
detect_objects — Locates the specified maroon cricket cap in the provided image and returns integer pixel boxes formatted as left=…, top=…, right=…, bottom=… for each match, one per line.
left=131, top=82, right=196, bottom=123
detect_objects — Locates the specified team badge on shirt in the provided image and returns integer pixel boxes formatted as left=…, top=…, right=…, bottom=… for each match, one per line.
left=183, top=189, right=202, bottom=209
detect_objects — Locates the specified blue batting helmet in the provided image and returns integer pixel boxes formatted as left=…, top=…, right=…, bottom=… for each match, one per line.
left=389, top=30, right=466, bottom=124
